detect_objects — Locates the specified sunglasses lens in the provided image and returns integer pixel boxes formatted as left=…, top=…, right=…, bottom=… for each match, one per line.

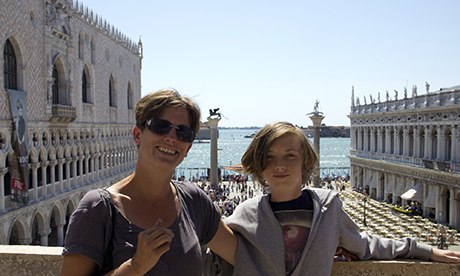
left=148, top=119, right=172, bottom=135
left=177, top=126, right=195, bottom=143
left=147, top=118, right=195, bottom=142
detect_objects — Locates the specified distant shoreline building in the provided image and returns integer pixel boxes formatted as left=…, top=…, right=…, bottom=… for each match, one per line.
left=304, top=125, right=350, bottom=138
left=0, top=0, right=141, bottom=245
left=348, top=84, right=460, bottom=229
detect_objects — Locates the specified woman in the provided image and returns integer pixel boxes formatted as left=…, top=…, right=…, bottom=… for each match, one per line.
left=62, top=89, right=236, bottom=275
left=225, top=121, right=460, bottom=275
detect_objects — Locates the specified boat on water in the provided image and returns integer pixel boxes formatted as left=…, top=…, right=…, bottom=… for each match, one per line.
left=244, top=132, right=256, bottom=138
left=194, top=140, right=210, bottom=144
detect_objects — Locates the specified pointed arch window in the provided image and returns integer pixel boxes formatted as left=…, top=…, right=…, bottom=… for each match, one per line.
left=109, top=75, right=116, bottom=107
left=127, top=82, right=133, bottom=110
left=52, top=64, right=59, bottom=104
left=3, top=39, right=17, bottom=90
left=82, top=70, right=89, bottom=103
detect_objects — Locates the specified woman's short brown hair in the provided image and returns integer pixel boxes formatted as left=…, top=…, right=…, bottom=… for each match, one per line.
left=241, top=121, right=317, bottom=186
left=134, top=88, right=201, bottom=135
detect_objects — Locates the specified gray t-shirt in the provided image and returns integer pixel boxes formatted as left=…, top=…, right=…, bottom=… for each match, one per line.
left=63, top=181, right=221, bottom=275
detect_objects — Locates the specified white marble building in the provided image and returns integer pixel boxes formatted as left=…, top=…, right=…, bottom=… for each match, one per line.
left=0, top=0, right=141, bottom=245
left=349, top=84, right=460, bottom=229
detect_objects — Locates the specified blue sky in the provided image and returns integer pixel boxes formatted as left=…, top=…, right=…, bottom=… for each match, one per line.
left=82, top=0, right=460, bottom=127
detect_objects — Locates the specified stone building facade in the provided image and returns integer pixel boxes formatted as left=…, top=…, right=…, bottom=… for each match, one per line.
left=349, top=85, right=460, bottom=229
left=0, top=0, right=141, bottom=245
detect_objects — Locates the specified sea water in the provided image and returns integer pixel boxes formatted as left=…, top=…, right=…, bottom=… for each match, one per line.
left=176, top=128, right=350, bottom=179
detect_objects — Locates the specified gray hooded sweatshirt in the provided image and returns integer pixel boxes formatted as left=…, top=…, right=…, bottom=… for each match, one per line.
left=225, top=188, right=432, bottom=276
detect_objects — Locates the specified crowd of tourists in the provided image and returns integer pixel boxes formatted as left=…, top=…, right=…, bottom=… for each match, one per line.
left=194, top=174, right=261, bottom=217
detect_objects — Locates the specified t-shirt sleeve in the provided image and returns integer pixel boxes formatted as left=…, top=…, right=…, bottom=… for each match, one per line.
left=62, top=189, right=112, bottom=269
left=179, top=182, right=221, bottom=245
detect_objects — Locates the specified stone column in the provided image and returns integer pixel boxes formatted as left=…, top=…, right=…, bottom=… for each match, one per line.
left=357, top=128, right=363, bottom=151
left=376, top=171, right=383, bottom=200
left=49, top=160, right=56, bottom=195
left=414, top=126, right=420, bottom=158
left=41, top=162, right=48, bottom=197
left=39, top=228, right=51, bottom=246
left=78, top=156, right=84, bottom=184
left=424, top=126, right=431, bottom=159
left=65, top=158, right=71, bottom=190
left=31, top=162, right=39, bottom=201
left=393, top=126, right=400, bottom=155
left=94, top=153, right=100, bottom=180
left=90, top=153, right=95, bottom=182
left=436, top=125, right=444, bottom=161
left=72, top=157, right=78, bottom=187
left=435, top=185, right=443, bottom=223
left=350, top=127, right=356, bottom=150
left=449, top=187, right=457, bottom=228
left=403, top=127, right=409, bottom=156
left=0, top=168, right=7, bottom=211
left=57, top=159, right=63, bottom=193
left=385, top=126, right=392, bottom=154
left=452, top=125, right=460, bottom=163
left=56, top=223, right=65, bottom=246
left=390, top=174, right=397, bottom=205
left=377, top=127, right=382, bottom=153
left=207, top=116, right=221, bottom=186
left=370, top=127, right=375, bottom=152
left=309, top=113, right=325, bottom=187
left=363, top=127, right=369, bottom=151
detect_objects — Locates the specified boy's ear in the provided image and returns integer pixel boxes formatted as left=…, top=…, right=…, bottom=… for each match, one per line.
left=133, top=126, right=141, bottom=145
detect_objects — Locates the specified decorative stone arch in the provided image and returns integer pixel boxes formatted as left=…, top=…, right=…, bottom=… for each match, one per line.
left=127, top=81, right=133, bottom=110
left=64, top=145, right=72, bottom=159
left=63, top=197, right=77, bottom=234
left=109, top=73, right=117, bottom=107
left=51, top=55, right=70, bottom=105
left=82, top=64, right=93, bottom=103
left=48, top=202, right=65, bottom=246
left=77, top=144, right=84, bottom=156
left=56, top=145, right=64, bottom=159
left=29, top=147, right=39, bottom=163
left=39, top=146, right=48, bottom=162
left=48, top=146, right=56, bottom=161
left=8, top=217, right=29, bottom=245
left=30, top=209, right=48, bottom=245
left=3, top=36, right=25, bottom=91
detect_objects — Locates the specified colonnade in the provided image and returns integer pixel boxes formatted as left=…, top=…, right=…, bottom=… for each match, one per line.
left=350, top=124, right=460, bottom=164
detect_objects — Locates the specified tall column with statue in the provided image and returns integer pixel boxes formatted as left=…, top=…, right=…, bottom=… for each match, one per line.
left=307, top=100, right=325, bottom=187
left=207, top=108, right=221, bottom=186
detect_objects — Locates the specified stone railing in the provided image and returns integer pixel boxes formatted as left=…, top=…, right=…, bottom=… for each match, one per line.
left=0, top=245, right=459, bottom=275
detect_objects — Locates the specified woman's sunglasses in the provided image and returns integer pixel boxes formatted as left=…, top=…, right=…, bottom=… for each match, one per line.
left=145, top=118, right=195, bottom=143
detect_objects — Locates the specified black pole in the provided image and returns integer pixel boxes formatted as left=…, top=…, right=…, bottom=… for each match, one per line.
left=363, top=197, right=367, bottom=227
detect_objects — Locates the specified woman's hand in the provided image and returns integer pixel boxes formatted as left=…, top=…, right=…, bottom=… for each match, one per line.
left=430, top=248, right=460, bottom=263
left=334, top=247, right=358, bottom=262
left=114, top=219, right=174, bottom=275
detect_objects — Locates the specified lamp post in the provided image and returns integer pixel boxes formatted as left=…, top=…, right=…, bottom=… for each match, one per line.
left=307, top=100, right=324, bottom=188
left=363, top=196, right=368, bottom=227
left=207, top=109, right=221, bottom=187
